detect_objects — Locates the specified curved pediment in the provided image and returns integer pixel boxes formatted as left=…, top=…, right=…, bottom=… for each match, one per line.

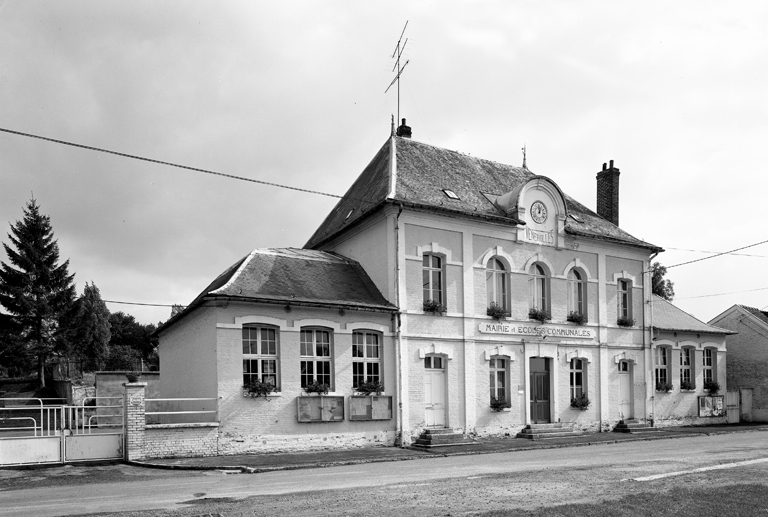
left=495, top=176, right=568, bottom=247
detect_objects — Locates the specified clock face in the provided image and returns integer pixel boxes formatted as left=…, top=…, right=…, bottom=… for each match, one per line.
left=530, top=201, right=548, bottom=224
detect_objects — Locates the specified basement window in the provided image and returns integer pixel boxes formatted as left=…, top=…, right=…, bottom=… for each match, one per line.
left=442, top=189, right=460, bottom=200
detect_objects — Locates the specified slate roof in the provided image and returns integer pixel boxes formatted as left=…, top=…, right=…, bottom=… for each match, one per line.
left=737, top=305, right=768, bottom=327
left=652, top=295, right=733, bottom=335
left=306, top=136, right=661, bottom=251
left=157, top=248, right=396, bottom=334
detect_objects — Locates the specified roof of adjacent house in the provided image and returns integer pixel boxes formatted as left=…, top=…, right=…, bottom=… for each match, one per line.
left=156, top=248, right=396, bottom=334
left=305, top=136, right=661, bottom=251
left=652, top=295, right=733, bottom=335
left=736, top=305, right=768, bottom=327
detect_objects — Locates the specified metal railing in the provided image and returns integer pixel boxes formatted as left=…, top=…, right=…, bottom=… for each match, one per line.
left=0, top=398, right=64, bottom=437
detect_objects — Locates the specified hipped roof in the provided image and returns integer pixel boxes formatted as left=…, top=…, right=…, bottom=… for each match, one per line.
left=306, top=136, right=661, bottom=252
left=652, top=295, right=733, bottom=335
left=157, top=248, right=396, bottom=334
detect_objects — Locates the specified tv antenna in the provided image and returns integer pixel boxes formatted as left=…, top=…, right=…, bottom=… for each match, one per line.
left=385, top=21, right=409, bottom=125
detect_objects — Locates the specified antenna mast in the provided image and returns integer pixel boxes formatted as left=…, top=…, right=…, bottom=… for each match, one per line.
left=385, top=21, right=409, bottom=124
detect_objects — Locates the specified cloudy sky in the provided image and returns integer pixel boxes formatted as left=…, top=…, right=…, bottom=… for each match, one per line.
left=1, top=1, right=767, bottom=325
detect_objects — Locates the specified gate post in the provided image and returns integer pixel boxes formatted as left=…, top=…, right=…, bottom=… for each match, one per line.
left=123, top=381, right=147, bottom=461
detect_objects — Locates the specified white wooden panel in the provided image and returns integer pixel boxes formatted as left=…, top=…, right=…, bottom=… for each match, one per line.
left=65, top=433, right=123, bottom=462
left=0, top=436, right=61, bottom=465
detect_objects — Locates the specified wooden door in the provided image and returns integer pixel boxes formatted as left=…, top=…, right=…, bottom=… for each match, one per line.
left=726, top=391, right=740, bottom=423
left=618, top=361, right=632, bottom=420
left=530, top=371, right=550, bottom=423
left=424, top=360, right=446, bottom=427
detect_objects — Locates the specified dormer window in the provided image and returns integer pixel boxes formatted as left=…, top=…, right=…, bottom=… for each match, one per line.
left=442, top=189, right=460, bottom=200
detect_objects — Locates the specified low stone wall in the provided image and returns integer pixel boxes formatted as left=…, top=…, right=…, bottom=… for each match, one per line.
left=145, top=423, right=219, bottom=459
left=218, top=429, right=395, bottom=455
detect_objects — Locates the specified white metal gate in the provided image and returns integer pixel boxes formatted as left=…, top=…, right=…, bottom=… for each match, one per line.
left=0, top=397, right=123, bottom=466
left=726, top=391, right=740, bottom=424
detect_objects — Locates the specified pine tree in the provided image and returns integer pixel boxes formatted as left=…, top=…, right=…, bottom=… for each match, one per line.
left=69, top=282, right=111, bottom=370
left=0, top=199, right=75, bottom=386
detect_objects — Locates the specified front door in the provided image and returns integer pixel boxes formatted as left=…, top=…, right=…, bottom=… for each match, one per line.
left=424, top=356, right=446, bottom=427
left=618, top=360, right=633, bottom=420
left=529, top=357, right=550, bottom=423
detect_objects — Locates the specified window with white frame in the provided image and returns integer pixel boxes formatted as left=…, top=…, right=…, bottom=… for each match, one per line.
left=654, top=347, right=670, bottom=388
left=422, top=254, right=444, bottom=305
left=300, top=328, right=333, bottom=389
left=703, top=348, right=716, bottom=384
left=680, top=347, right=694, bottom=389
left=489, top=356, right=509, bottom=405
left=352, top=330, right=381, bottom=388
left=529, top=263, right=550, bottom=312
left=570, top=358, right=587, bottom=399
left=486, top=258, right=508, bottom=312
left=617, top=279, right=632, bottom=322
left=242, top=325, right=279, bottom=388
left=567, top=269, right=587, bottom=320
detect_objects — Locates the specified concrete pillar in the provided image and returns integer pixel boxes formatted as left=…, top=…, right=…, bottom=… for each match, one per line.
left=123, top=382, right=147, bottom=461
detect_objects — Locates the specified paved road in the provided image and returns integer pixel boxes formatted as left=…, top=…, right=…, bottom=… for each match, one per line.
left=2, top=432, right=768, bottom=516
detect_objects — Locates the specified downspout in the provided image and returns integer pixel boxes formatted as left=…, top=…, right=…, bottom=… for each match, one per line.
left=394, top=200, right=405, bottom=447
left=646, top=251, right=660, bottom=425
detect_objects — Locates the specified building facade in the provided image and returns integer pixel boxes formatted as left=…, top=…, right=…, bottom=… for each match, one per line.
left=157, top=125, right=729, bottom=454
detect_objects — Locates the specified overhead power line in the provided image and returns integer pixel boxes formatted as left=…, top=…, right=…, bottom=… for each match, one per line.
left=0, top=127, right=343, bottom=200
left=663, top=238, right=768, bottom=270
left=673, top=287, right=768, bottom=301
left=665, top=246, right=768, bottom=258
left=103, top=299, right=185, bottom=308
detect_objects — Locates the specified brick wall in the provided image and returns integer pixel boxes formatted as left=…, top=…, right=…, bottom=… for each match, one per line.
left=144, top=424, right=219, bottom=459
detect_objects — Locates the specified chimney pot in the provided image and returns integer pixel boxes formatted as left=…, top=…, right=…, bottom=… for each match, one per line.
left=396, top=118, right=412, bottom=138
left=609, top=159, right=614, bottom=168
left=602, top=163, right=607, bottom=171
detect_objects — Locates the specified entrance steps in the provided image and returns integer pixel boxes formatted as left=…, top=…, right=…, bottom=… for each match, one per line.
left=516, top=423, right=582, bottom=440
left=411, top=428, right=476, bottom=448
left=613, top=419, right=664, bottom=434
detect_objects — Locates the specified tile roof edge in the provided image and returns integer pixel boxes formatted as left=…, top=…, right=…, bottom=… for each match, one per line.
left=565, top=226, right=663, bottom=252
left=204, top=294, right=398, bottom=312
left=652, top=295, right=735, bottom=334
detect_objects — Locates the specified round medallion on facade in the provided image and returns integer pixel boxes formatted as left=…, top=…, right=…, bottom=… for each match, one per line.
left=530, top=201, right=548, bottom=224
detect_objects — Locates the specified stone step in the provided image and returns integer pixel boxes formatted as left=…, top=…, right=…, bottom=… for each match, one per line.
left=519, top=426, right=572, bottom=435
left=526, top=423, right=564, bottom=429
left=422, top=428, right=457, bottom=435
left=415, top=434, right=470, bottom=445
left=614, top=426, right=665, bottom=434
left=516, top=430, right=583, bottom=440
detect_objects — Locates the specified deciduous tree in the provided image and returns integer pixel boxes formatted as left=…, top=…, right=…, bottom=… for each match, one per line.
left=651, top=261, right=675, bottom=301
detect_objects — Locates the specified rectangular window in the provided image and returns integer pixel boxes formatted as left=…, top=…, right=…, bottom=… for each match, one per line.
left=422, top=254, right=444, bottom=304
left=680, top=348, right=692, bottom=387
left=570, top=359, right=585, bottom=399
left=300, top=328, right=333, bottom=390
left=242, top=326, right=279, bottom=388
left=654, top=347, right=669, bottom=386
left=489, top=357, right=508, bottom=404
left=618, top=279, right=631, bottom=320
left=703, top=349, right=714, bottom=384
left=352, top=331, right=381, bottom=388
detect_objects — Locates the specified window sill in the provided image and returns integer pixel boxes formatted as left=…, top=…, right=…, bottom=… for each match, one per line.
left=242, top=391, right=282, bottom=398
left=300, top=392, right=342, bottom=397
left=351, top=393, right=388, bottom=397
left=681, top=389, right=696, bottom=393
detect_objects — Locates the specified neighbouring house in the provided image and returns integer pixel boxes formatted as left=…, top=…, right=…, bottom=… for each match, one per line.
left=709, top=305, right=768, bottom=422
left=157, top=121, right=731, bottom=454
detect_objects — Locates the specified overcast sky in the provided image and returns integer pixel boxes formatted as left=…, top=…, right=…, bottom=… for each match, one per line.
left=1, top=1, right=767, bottom=326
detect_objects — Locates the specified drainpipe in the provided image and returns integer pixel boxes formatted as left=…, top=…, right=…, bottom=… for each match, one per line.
left=394, top=201, right=405, bottom=446
left=646, top=251, right=659, bottom=425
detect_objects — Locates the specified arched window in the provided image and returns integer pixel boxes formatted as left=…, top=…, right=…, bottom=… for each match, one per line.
left=422, top=253, right=444, bottom=305
left=489, top=356, right=510, bottom=406
left=529, top=263, right=550, bottom=312
left=242, top=325, right=280, bottom=389
left=300, top=327, right=333, bottom=390
left=486, top=258, right=508, bottom=312
left=352, top=330, right=382, bottom=388
left=567, top=269, right=587, bottom=321
left=703, top=348, right=718, bottom=385
left=680, top=347, right=695, bottom=389
left=654, top=346, right=671, bottom=390
left=569, top=358, right=587, bottom=400
left=617, top=278, right=633, bottom=323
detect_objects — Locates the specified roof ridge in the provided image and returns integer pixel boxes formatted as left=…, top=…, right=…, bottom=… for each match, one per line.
left=209, top=249, right=259, bottom=296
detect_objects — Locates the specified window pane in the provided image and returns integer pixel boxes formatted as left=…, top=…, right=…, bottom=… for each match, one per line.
left=353, top=343, right=363, bottom=357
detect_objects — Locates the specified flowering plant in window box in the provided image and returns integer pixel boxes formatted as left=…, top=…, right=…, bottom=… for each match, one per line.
left=490, top=395, right=510, bottom=412
left=703, top=380, right=721, bottom=394
left=566, top=311, right=587, bottom=325
left=423, top=299, right=447, bottom=316
left=353, top=380, right=384, bottom=396
left=303, top=380, right=330, bottom=395
left=486, top=302, right=508, bottom=322
left=528, top=308, right=551, bottom=323
left=570, top=393, right=590, bottom=410
left=655, top=381, right=673, bottom=392
left=680, top=380, right=696, bottom=391
left=243, top=380, right=278, bottom=399
left=616, top=316, right=636, bottom=328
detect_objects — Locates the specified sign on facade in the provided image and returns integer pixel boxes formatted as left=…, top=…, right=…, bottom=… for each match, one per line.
left=478, top=322, right=595, bottom=339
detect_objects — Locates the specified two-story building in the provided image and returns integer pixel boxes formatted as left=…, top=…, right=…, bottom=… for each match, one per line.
left=157, top=122, right=728, bottom=454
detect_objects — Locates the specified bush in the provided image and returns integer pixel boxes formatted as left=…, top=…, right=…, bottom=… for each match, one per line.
left=617, top=316, right=636, bottom=327
left=486, top=302, right=507, bottom=322
left=354, top=380, right=384, bottom=395
left=490, top=396, right=509, bottom=412
left=423, top=299, right=447, bottom=316
left=303, top=380, right=330, bottom=395
left=680, top=380, right=696, bottom=391
left=570, top=393, right=590, bottom=409
left=243, top=380, right=278, bottom=398
left=704, top=380, right=721, bottom=394
left=566, top=311, right=587, bottom=325
left=655, top=381, right=673, bottom=392
left=528, top=308, right=551, bottom=323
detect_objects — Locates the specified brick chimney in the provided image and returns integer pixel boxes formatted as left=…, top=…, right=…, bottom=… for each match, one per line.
left=396, top=118, right=411, bottom=138
left=596, top=159, right=620, bottom=226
